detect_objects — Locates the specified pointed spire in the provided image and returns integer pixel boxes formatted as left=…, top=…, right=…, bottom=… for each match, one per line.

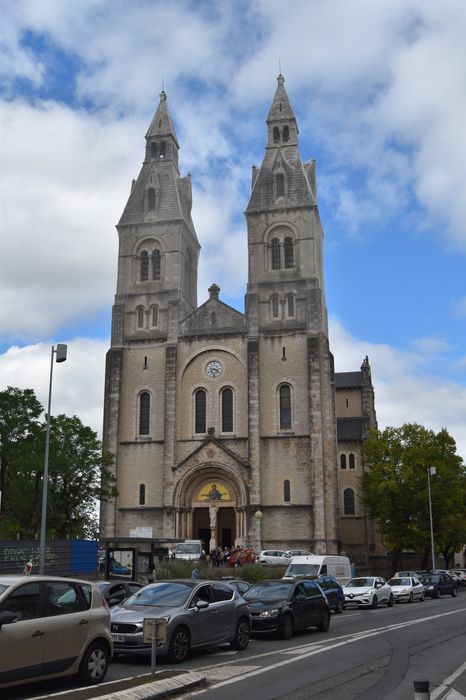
left=146, top=89, right=179, bottom=147
left=267, top=73, right=297, bottom=127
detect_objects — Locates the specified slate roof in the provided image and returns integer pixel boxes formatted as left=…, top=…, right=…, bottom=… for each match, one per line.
left=334, top=371, right=363, bottom=389
left=337, top=418, right=364, bottom=441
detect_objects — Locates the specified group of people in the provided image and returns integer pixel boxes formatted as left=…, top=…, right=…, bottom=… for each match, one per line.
left=209, top=545, right=257, bottom=568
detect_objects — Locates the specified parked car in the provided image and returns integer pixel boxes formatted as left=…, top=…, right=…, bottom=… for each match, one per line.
left=286, top=550, right=312, bottom=557
left=0, top=575, right=112, bottom=690
left=387, top=577, right=425, bottom=603
left=260, top=550, right=293, bottom=566
left=283, top=555, right=352, bottom=586
left=342, top=577, right=394, bottom=609
left=243, top=579, right=330, bottom=639
left=316, top=575, right=345, bottom=613
left=418, top=572, right=458, bottom=598
left=96, top=580, right=143, bottom=607
left=449, top=569, right=466, bottom=586
left=110, top=579, right=250, bottom=662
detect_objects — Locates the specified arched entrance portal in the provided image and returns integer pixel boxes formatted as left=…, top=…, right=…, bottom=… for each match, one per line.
left=175, top=466, right=247, bottom=551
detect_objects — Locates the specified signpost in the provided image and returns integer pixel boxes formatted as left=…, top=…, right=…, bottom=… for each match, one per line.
left=143, top=618, right=167, bottom=677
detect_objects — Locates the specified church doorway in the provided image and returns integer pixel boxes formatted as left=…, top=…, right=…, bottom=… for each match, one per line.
left=217, top=507, right=235, bottom=548
left=192, top=508, right=210, bottom=551
left=191, top=506, right=236, bottom=550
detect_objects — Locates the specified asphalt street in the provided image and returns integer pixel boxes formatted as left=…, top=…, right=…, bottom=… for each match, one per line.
left=4, top=590, right=466, bottom=700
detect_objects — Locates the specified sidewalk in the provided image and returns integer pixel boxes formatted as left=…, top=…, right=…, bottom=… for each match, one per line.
left=95, top=671, right=206, bottom=700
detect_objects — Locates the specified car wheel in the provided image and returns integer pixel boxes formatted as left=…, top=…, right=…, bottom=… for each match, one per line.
left=452, top=587, right=457, bottom=597
left=230, top=617, right=250, bottom=651
left=77, top=642, right=109, bottom=685
left=168, top=626, right=191, bottom=663
left=408, top=592, right=413, bottom=603
left=317, top=610, right=331, bottom=632
left=388, top=593, right=394, bottom=607
left=371, top=595, right=378, bottom=609
left=335, top=599, right=344, bottom=614
left=279, top=613, right=294, bottom=640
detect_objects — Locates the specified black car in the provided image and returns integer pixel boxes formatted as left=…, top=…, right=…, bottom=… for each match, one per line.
left=243, top=579, right=330, bottom=639
left=317, top=575, right=345, bottom=613
left=418, top=572, right=458, bottom=599
left=97, top=580, right=143, bottom=607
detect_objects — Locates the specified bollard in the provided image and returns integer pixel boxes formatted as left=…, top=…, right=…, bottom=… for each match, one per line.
left=413, top=679, right=430, bottom=699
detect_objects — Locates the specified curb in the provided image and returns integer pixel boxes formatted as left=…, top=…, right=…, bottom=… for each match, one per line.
left=93, top=672, right=207, bottom=700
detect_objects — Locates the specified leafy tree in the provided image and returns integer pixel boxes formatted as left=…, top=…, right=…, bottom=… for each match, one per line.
left=0, top=387, right=116, bottom=540
left=361, top=423, right=466, bottom=571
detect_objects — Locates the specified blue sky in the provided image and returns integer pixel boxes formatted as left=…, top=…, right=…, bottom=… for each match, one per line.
left=1, top=0, right=465, bottom=458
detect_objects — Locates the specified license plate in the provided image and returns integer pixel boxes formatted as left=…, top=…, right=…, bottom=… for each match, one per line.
left=112, top=634, right=126, bottom=643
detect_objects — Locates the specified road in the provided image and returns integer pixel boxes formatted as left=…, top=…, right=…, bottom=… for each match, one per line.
left=4, top=591, right=466, bottom=700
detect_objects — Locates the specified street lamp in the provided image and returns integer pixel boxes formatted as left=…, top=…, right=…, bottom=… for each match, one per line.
left=254, top=510, right=263, bottom=554
left=427, top=467, right=436, bottom=571
left=39, top=344, right=67, bottom=574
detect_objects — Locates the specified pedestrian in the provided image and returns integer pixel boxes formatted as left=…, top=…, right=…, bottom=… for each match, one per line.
left=191, top=565, right=200, bottom=580
left=148, top=562, right=157, bottom=583
left=22, top=560, right=33, bottom=575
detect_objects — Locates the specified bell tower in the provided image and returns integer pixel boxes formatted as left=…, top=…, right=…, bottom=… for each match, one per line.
left=110, top=89, right=200, bottom=347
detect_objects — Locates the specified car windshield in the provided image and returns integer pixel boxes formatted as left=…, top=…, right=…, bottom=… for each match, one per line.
left=285, top=564, right=320, bottom=577
left=176, top=544, right=200, bottom=554
left=124, top=582, right=192, bottom=607
left=346, top=578, right=375, bottom=588
left=420, top=574, right=440, bottom=584
left=244, top=582, right=293, bottom=602
left=389, top=578, right=410, bottom=586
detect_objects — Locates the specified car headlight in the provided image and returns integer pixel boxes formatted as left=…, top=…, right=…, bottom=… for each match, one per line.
left=259, top=609, right=280, bottom=618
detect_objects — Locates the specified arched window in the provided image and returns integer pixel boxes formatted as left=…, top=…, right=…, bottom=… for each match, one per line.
left=273, top=126, right=280, bottom=143
left=148, top=188, right=156, bottom=211
left=151, top=305, right=158, bottom=327
left=284, top=479, right=291, bottom=503
left=349, top=453, right=355, bottom=469
left=221, top=388, right=233, bottom=432
left=287, top=294, right=295, bottom=317
left=276, top=173, right=285, bottom=197
left=271, top=238, right=281, bottom=270
left=195, top=389, right=206, bottom=434
left=344, top=488, right=355, bottom=515
left=284, top=237, right=294, bottom=268
left=137, top=306, right=144, bottom=328
left=271, top=294, right=279, bottom=319
left=140, top=251, right=149, bottom=281
left=152, top=249, right=161, bottom=279
left=340, top=454, right=347, bottom=469
left=282, top=125, right=289, bottom=142
left=139, top=392, right=150, bottom=435
left=151, top=143, right=157, bottom=158
left=139, top=484, right=146, bottom=505
left=159, top=141, right=166, bottom=157
left=279, top=384, right=292, bottom=430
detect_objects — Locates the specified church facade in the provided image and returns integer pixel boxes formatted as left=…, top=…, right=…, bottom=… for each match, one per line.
left=100, top=76, right=378, bottom=560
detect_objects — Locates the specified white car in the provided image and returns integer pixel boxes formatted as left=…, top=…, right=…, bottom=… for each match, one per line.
left=260, top=550, right=293, bottom=566
left=286, top=550, right=312, bottom=557
left=387, top=576, right=425, bottom=603
left=342, top=576, right=394, bottom=609
left=449, top=569, right=466, bottom=586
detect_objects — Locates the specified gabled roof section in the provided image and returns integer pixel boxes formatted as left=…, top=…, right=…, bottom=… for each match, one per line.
left=335, top=372, right=363, bottom=389
left=174, top=436, right=250, bottom=471
left=146, top=90, right=179, bottom=148
left=180, top=284, right=246, bottom=336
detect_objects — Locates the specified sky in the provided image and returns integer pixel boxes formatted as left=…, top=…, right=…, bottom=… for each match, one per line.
left=1, top=0, right=465, bottom=460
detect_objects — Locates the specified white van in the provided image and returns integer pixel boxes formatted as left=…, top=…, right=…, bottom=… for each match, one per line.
left=173, top=540, right=205, bottom=562
left=283, top=555, right=352, bottom=585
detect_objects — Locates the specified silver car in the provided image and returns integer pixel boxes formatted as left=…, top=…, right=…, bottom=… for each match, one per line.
left=0, top=575, right=112, bottom=690
left=110, top=579, right=250, bottom=662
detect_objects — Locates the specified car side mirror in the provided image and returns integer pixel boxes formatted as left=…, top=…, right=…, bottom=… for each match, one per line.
left=196, top=600, right=209, bottom=610
left=0, top=610, right=18, bottom=628
left=295, top=593, right=306, bottom=601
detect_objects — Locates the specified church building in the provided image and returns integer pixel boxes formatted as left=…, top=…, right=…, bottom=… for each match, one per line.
left=101, top=75, right=378, bottom=560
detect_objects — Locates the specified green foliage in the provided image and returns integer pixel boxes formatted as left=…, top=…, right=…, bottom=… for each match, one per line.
left=0, top=387, right=116, bottom=540
left=361, top=423, right=466, bottom=567
left=153, top=559, right=285, bottom=583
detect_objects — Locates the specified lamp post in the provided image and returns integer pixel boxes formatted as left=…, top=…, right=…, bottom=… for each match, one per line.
left=39, top=344, right=67, bottom=575
left=427, top=467, right=436, bottom=571
left=254, top=510, right=263, bottom=555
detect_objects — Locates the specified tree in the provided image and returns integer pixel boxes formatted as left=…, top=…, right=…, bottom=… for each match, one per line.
left=361, top=423, right=466, bottom=571
left=0, top=387, right=116, bottom=540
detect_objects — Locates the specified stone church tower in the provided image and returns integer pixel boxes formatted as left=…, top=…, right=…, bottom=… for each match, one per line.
left=101, top=76, right=376, bottom=557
